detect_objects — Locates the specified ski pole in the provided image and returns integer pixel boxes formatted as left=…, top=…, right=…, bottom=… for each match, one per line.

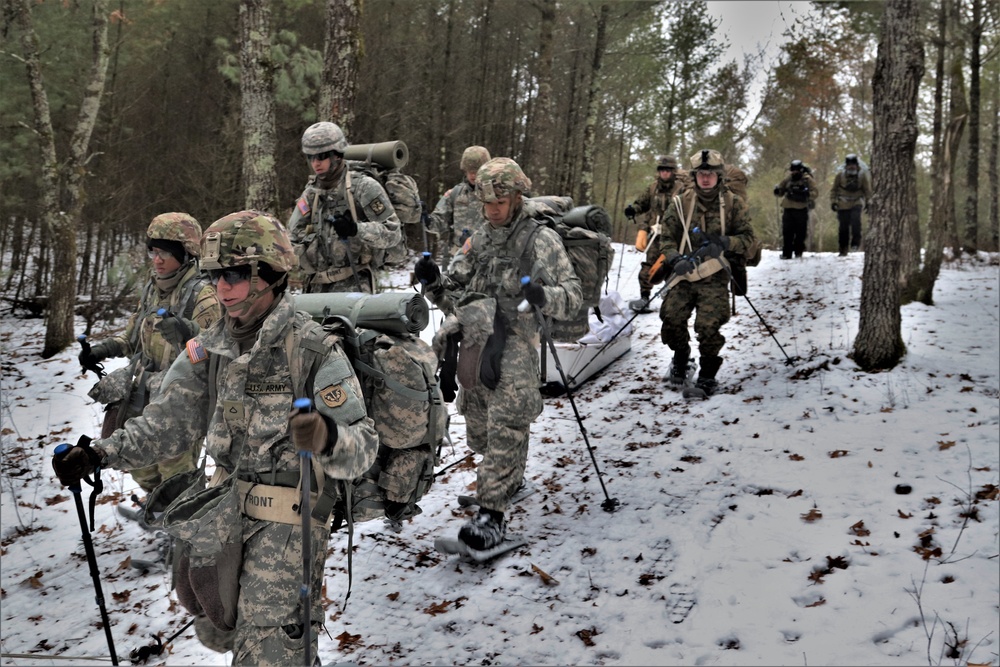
left=615, top=212, right=636, bottom=292
left=736, top=284, right=797, bottom=365
left=291, top=397, right=314, bottom=667
left=77, top=335, right=106, bottom=379
left=53, top=440, right=118, bottom=665
left=520, top=278, right=619, bottom=513
left=128, top=618, right=195, bottom=665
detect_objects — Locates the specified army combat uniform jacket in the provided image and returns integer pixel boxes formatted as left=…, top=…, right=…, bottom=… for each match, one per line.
left=429, top=179, right=485, bottom=258
left=96, top=293, right=378, bottom=664
left=288, top=171, right=402, bottom=293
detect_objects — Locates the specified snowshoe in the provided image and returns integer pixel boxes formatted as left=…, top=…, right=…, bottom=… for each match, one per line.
left=629, top=298, right=653, bottom=314
left=458, top=510, right=506, bottom=551
left=683, top=377, right=717, bottom=400
left=129, top=531, right=174, bottom=572
left=434, top=533, right=529, bottom=563
left=117, top=502, right=155, bottom=532
left=458, top=478, right=536, bottom=508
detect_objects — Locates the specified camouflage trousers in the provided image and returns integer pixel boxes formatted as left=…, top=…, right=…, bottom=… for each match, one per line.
left=457, top=332, right=543, bottom=513
left=231, top=514, right=331, bottom=666
left=659, top=275, right=731, bottom=360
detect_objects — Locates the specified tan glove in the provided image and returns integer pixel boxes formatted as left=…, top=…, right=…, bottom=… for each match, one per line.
left=289, top=410, right=332, bottom=455
left=432, top=315, right=462, bottom=360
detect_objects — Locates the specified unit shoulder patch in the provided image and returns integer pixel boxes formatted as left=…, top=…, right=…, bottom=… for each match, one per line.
left=320, top=383, right=348, bottom=408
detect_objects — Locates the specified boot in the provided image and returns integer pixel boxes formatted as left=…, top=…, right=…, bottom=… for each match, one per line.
left=629, top=292, right=653, bottom=314
left=459, top=509, right=506, bottom=551
left=696, top=355, right=723, bottom=396
left=838, top=246, right=848, bottom=257
left=665, top=352, right=690, bottom=386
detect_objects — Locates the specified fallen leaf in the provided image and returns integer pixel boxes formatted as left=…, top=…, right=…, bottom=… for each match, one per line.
left=805, top=597, right=827, bottom=607
left=829, top=450, right=849, bottom=458
left=576, top=627, right=600, bottom=647
left=23, top=571, right=43, bottom=589
left=801, top=508, right=823, bottom=523
left=937, top=440, right=956, bottom=450
left=531, top=623, right=544, bottom=635
left=423, top=597, right=466, bottom=616
left=336, top=631, right=362, bottom=651
left=850, top=520, right=870, bottom=537
left=531, top=563, right=559, bottom=586
left=788, top=453, right=805, bottom=461
left=897, top=509, right=913, bottom=518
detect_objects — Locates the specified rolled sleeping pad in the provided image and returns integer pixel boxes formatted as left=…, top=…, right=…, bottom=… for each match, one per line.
left=342, top=141, right=408, bottom=170
left=294, top=291, right=429, bottom=335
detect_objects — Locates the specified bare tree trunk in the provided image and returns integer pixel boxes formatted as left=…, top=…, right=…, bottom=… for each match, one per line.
left=946, top=3, right=968, bottom=257
left=963, top=0, right=982, bottom=253
left=579, top=4, right=610, bottom=206
left=13, top=0, right=111, bottom=358
left=320, top=0, right=361, bottom=134
left=990, top=62, right=999, bottom=251
left=853, top=0, right=923, bottom=371
left=240, top=0, right=279, bottom=213
left=526, top=0, right=556, bottom=192
left=907, top=0, right=949, bottom=305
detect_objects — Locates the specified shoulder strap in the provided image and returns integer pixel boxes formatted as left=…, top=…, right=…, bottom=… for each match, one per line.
left=344, top=169, right=361, bottom=224
left=674, top=194, right=696, bottom=255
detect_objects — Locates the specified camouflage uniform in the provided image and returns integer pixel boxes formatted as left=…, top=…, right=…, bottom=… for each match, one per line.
left=651, top=150, right=755, bottom=384
left=423, top=159, right=582, bottom=514
left=429, top=146, right=491, bottom=259
left=830, top=154, right=873, bottom=254
left=628, top=155, right=683, bottom=301
left=288, top=122, right=402, bottom=293
left=774, top=161, right=818, bottom=259
left=95, top=212, right=379, bottom=665
left=87, top=213, right=220, bottom=494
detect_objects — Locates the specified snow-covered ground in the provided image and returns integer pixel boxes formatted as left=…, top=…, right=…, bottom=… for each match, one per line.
left=1, top=246, right=998, bottom=666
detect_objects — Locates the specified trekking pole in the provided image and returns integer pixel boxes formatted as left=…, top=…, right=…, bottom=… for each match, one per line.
left=520, top=278, right=619, bottom=512
left=291, top=397, right=314, bottom=667
left=77, top=335, right=106, bottom=379
left=615, top=212, right=636, bottom=292
left=129, top=618, right=195, bottom=665
left=737, top=286, right=797, bottom=365
left=53, top=439, right=119, bottom=665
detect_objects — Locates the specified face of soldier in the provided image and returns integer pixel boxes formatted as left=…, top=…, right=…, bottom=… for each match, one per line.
left=695, top=170, right=719, bottom=190
left=657, top=166, right=674, bottom=183
left=484, top=195, right=515, bottom=228
left=215, top=267, right=274, bottom=324
left=309, top=152, right=333, bottom=176
left=466, top=170, right=478, bottom=185
left=148, top=247, right=181, bottom=276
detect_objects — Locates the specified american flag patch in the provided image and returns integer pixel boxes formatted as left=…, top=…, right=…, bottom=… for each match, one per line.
left=186, top=340, right=208, bottom=364
left=462, top=237, right=473, bottom=254
left=296, top=197, right=310, bottom=216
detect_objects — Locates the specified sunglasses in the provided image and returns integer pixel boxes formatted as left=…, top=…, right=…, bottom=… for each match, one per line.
left=308, top=151, right=334, bottom=162
left=147, top=248, right=176, bottom=261
left=657, top=167, right=674, bottom=172
left=208, top=266, right=252, bottom=286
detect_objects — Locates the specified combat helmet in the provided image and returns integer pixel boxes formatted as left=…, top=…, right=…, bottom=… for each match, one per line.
left=201, top=210, right=297, bottom=273
left=790, top=159, right=804, bottom=172
left=689, top=149, right=725, bottom=174
left=657, top=155, right=678, bottom=170
left=301, top=122, right=349, bottom=156
left=460, top=146, right=492, bottom=173
left=147, top=213, right=202, bottom=258
left=474, top=158, right=532, bottom=203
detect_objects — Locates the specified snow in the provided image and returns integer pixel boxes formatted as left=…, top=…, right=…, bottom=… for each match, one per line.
left=2, top=246, right=998, bottom=666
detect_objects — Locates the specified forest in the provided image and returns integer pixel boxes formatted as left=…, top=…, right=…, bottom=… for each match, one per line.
left=1, top=0, right=998, bottom=364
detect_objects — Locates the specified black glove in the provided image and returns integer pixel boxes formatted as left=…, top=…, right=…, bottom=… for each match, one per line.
left=78, top=340, right=109, bottom=371
left=414, top=254, right=440, bottom=284
left=624, top=204, right=637, bottom=219
left=773, top=186, right=782, bottom=197
left=156, top=315, right=198, bottom=347
left=331, top=213, right=358, bottom=238
left=670, top=256, right=694, bottom=276
left=522, top=280, right=546, bottom=308
left=830, top=203, right=838, bottom=212
left=52, top=437, right=103, bottom=488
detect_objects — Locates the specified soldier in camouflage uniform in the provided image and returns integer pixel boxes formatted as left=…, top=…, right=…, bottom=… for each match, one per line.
left=57, top=211, right=379, bottom=665
left=428, top=145, right=491, bottom=259
left=414, top=158, right=582, bottom=551
left=829, top=153, right=873, bottom=255
left=647, top=150, right=756, bottom=396
left=624, top=155, right=684, bottom=313
left=288, top=121, right=402, bottom=293
left=79, top=213, right=220, bottom=501
left=774, top=159, right=818, bottom=259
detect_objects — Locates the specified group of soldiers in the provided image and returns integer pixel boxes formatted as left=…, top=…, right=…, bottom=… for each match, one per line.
left=54, top=120, right=869, bottom=665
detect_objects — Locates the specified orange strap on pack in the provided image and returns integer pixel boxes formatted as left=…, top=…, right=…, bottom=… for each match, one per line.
left=649, top=254, right=668, bottom=284
left=635, top=229, right=649, bottom=253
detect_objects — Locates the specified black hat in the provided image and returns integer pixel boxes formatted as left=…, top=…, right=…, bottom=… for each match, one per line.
left=147, top=238, right=186, bottom=264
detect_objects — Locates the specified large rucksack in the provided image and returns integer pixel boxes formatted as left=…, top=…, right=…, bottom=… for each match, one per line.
left=346, top=160, right=421, bottom=267
left=524, top=197, right=615, bottom=342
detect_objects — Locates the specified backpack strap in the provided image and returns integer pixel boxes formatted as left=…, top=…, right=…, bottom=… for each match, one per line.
left=674, top=193, right=696, bottom=255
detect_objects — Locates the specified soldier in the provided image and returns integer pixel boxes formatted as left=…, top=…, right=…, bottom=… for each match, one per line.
left=773, top=160, right=818, bottom=259
left=624, top=155, right=683, bottom=313
left=79, top=213, right=220, bottom=517
left=829, top=153, right=873, bottom=256
left=55, top=211, right=379, bottom=664
left=429, top=145, right=491, bottom=260
left=647, top=149, right=756, bottom=397
left=288, top=121, right=402, bottom=293
left=413, top=158, right=582, bottom=551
